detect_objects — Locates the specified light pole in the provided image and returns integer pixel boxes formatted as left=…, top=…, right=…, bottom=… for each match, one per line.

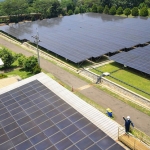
left=32, top=29, right=41, bottom=67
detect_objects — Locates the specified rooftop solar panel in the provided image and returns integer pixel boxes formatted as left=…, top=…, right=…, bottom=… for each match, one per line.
left=110, top=44, right=150, bottom=74
left=0, top=13, right=150, bottom=63
left=0, top=78, right=125, bottom=150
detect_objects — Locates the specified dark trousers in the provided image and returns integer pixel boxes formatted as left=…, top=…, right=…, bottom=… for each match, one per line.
left=125, top=125, right=130, bottom=132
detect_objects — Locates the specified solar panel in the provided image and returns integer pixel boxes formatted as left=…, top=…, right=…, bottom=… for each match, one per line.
left=0, top=80, right=125, bottom=150
left=110, top=45, right=150, bottom=74
left=0, top=13, right=150, bottom=63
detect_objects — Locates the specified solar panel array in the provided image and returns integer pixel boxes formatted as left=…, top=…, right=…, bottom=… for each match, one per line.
left=110, top=45, right=150, bottom=74
left=0, top=80, right=125, bottom=150
left=1, top=13, right=150, bottom=63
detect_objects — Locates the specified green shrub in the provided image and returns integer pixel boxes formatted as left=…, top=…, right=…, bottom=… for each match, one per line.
left=97, top=5, right=104, bottom=13
left=86, top=8, right=92, bottom=12
left=109, top=6, right=116, bottom=15
left=61, top=9, right=66, bottom=16
left=0, top=48, right=15, bottom=68
left=68, top=10, right=73, bottom=15
left=124, top=8, right=131, bottom=17
left=80, top=5, right=86, bottom=13
left=23, top=56, right=38, bottom=73
left=33, top=64, right=41, bottom=74
left=140, top=7, right=149, bottom=16
left=18, top=56, right=26, bottom=67
left=92, top=4, right=97, bottom=12
left=74, top=7, right=80, bottom=14
left=132, top=7, right=139, bottom=16
left=0, top=73, right=7, bottom=79
left=116, top=7, right=123, bottom=15
left=103, top=5, right=109, bottom=14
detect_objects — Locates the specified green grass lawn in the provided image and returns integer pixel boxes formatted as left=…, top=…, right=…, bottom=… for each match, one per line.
left=0, top=61, right=33, bottom=79
left=91, top=62, right=150, bottom=99
left=115, top=14, right=134, bottom=18
left=90, top=62, right=124, bottom=74
left=4, top=68, right=33, bottom=79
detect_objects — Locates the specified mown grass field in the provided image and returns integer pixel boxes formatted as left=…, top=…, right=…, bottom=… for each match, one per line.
left=4, top=68, right=33, bottom=79
left=91, top=62, right=123, bottom=73
left=90, top=62, right=150, bottom=99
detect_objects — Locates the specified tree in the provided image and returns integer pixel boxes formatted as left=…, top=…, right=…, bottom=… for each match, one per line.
left=100, top=0, right=144, bottom=9
left=79, top=5, right=86, bottom=13
left=100, top=0, right=112, bottom=8
left=138, top=2, right=147, bottom=9
left=109, top=6, right=116, bottom=15
left=61, top=0, right=75, bottom=13
left=18, top=55, right=26, bottom=67
left=24, top=56, right=38, bottom=73
left=132, top=7, right=139, bottom=16
left=61, top=0, right=70, bottom=8
left=0, top=48, right=14, bottom=68
left=57, top=6, right=63, bottom=15
left=97, top=5, right=104, bottom=13
left=84, top=0, right=100, bottom=8
left=68, top=9, right=73, bottom=15
left=116, top=6, right=123, bottom=15
left=33, top=0, right=52, bottom=19
left=103, top=5, right=109, bottom=14
left=27, top=0, right=34, bottom=5
left=86, top=8, right=92, bottom=12
left=74, top=7, right=80, bottom=14
left=124, top=8, right=131, bottom=17
left=33, top=64, right=41, bottom=74
left=140, top=7, right=149, bottom=16
left=61, top=9, right=67, bottom=16
left=66, top=1, right=75, bottom=12
left=50, top=0, right=61, bottom=17
left=145, top=0, right=150, bottom=7
left=2, top=0, right=28, bottom=22
left=14, top=53, right=24, bottom=61
left=0, top=3, right=6, bottom=16
left=92, top=4, right=97, bottom=12
left=26, top=6, right=36, bottom=14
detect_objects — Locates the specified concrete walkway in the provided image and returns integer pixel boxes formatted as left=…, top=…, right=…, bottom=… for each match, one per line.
left=0, top=76, right=18, bottom=88
left=0, top=35, right=150, bottom=136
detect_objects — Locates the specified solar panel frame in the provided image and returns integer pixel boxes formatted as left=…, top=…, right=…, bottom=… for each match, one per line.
left=1, top=13, right=150, bottom=63
left=0, top=79, right=125, bottom=150
left=110, top=45, right=150, bottom=74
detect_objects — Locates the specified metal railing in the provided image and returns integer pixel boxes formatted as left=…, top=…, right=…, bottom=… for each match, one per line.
left=109, top=75, right=150, bottom=97
left=130, top=127, right=150, bottom=146
left=118, top=126, right=150, bottom=150
left=92, top=67, right=150, bottom=98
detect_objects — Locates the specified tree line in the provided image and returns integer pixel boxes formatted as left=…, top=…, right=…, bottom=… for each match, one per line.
left=0, top=0, right=149, bottom=23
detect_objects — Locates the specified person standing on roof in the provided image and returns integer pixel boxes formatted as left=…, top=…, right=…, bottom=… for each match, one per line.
left=123, top=116, right=134, bottom=133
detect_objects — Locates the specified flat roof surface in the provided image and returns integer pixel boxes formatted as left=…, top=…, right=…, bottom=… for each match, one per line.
left=110, top=44, right=150, bottom=74
left=0, top=73, right=125, bottom=150
left=0, top=13, right=150, bottom=63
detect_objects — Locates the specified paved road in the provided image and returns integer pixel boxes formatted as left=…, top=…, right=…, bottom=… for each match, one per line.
left=0, top=36, right=150, bottom=136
